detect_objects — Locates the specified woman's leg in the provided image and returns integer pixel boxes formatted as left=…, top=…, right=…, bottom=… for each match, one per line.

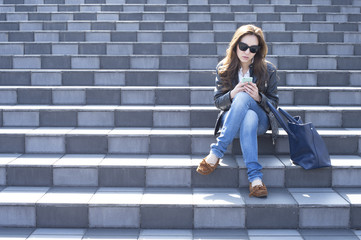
left=211, top=92, right=258, bottom=158
left=239, top=107, right=269, bottom=183
left=211, top=91, right=269, bottom=176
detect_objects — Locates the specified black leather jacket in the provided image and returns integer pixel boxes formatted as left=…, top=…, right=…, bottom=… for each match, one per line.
left=213, top=61, right=279, bottom=143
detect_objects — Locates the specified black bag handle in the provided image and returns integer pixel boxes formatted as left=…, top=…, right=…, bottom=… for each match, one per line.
left=266, top=101, right=296, bottom=139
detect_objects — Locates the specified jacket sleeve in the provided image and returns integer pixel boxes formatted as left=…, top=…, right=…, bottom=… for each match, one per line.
left=258, top=64, right=279, bottom=113
left=213, top=65, right=233, bottom=111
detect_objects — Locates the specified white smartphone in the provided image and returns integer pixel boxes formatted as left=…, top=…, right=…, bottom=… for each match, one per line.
left=241, top=77, right=253, bottom=83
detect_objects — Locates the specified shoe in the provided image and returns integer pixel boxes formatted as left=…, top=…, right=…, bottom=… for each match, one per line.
left=196, top=155, right=220, bottom=175
left=249, top=183, right=268, bottom=198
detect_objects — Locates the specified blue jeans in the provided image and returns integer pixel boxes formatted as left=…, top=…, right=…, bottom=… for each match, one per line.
left=211, top=92, right=270, bottom=182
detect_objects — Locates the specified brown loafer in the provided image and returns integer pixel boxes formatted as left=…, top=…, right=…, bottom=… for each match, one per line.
left=196, top=156, right=220, bottom=175
left=249, top=183, right=268, bottom=198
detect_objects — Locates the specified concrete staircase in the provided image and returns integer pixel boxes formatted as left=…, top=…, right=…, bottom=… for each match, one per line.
left=0, top=0, right=361, bottom=238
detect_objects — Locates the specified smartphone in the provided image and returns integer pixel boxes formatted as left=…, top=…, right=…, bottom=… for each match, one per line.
left=241, top=77, right=253, bottom=83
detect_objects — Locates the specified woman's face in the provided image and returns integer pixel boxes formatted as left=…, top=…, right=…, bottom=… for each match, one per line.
left=236, top=34, right=259, bottom=66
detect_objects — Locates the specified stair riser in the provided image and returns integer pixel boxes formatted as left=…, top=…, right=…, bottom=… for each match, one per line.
left=0, top=134, right=359, bottom=155
left=1, top=31, right=361, bottom=43
left=2, top=164, right=361, bottom=188
left=0, top=200, right=354, bottom=229
left=0, top=87, right=360, bottom=106
left=1, top=70, right=360, bottom=87
left=1, top=20, right=360, bottom=31
left=0, top=108, right=360, bottom=128
left=1, top=43, right=360, bottom=56
left=2, top=55, right=361, bottom=70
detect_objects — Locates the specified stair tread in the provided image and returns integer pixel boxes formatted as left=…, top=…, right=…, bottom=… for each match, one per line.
left=1, top=105, right=361, bottom=109
left=1, top=85, right=361, bottom=90
left=7, top=54, right=361, bottom=56
left=0, top=126, right=360, bottom=134
left=1, top=69, right=359, bottom=72
left=1, top=19, right=360, bottom=22
left=0, top=186, right=358, bottom=206
left=2, top=28, right=360, bottom=31
left=1, top=42, right=360, bottom=46
left=0, top=3, right=360, bottom=6
left=2, top=153, right=361, bottom=168
left=0, top=228, right=359, bottom=240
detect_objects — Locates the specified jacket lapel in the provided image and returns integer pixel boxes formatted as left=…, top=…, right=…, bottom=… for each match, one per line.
left=250, top=64, right=257, bottom=84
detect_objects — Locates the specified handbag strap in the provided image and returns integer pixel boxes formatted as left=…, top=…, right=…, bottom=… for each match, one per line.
left=279, top=107, right=298, bottom=124
left=266, top=101, right=296, bottom=139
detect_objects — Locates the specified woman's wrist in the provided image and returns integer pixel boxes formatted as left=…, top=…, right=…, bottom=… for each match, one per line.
left=256, top=93, right=262, bottom=103
left=230, top=89, right=235, bottom=99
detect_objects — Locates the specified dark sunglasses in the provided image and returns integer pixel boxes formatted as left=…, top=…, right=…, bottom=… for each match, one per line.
left=238, top=42, right=261, bottom=54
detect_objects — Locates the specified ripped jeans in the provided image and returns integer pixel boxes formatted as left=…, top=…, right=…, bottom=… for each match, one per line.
left=211, top=92, right=270, bottom=182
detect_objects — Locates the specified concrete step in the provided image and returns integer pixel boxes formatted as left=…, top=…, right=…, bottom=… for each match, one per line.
left=0, top=4, right=360, bottom=14
left=3, top=54, right=361, bottom=70
left=1, top=153, right=361, bottom=188
left=0, top=105, right=360, bottom=128
left=0, top=228, right=360, bottom=240
left=1, top=12, right=361, bottom=23
left=0, top=69, right=360, bottom=87
left=1, top=30, right=361, bottom=43
left=4, top=228, right=361, bottom=239
left=0, top=42, right=360, bottom=56
left=0, top=185, right=359, bottom=229
left=0, top=86, right=360, bottom=106
left=0, top=0, right=359, bottom=233
left=0, top=127, right=359, bottom=155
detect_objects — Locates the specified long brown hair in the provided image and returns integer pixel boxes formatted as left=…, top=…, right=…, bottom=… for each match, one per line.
left=218, top=24, right=269, bottom=92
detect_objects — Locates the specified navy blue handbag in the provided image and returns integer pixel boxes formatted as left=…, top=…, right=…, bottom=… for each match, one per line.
left=267, top=101, right=331, bottom=170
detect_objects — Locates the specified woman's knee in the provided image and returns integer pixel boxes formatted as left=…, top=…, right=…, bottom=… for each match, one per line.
left=243, top=110, right=259, bottom=128
left=240, top=110, right=258, bottom=134
left=233, top=92, right=252, bottom=107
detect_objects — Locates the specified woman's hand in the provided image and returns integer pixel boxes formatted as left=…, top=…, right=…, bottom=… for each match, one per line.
left=230, top=82, right=245, bottom=99
left=231, top=82, right=261, bottom=102
left=244, top=82, right=261, bottom=102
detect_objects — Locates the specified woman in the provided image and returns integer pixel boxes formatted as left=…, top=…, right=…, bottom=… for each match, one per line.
left=196, top=24, right=279, bottom=198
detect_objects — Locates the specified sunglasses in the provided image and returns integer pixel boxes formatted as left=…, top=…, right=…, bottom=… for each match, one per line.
left=238, top=42, right=261, bottom=54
